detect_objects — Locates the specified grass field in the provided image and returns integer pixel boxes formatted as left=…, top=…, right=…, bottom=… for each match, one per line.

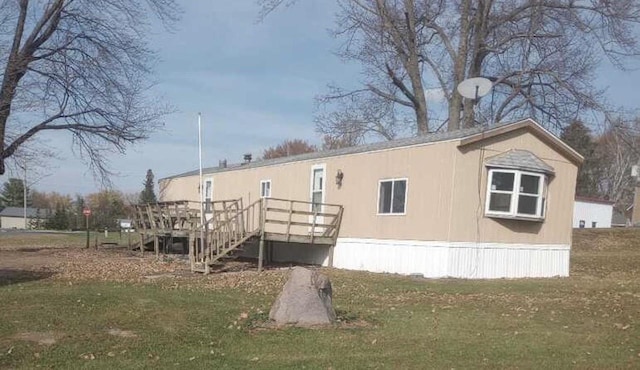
left=0, top=228, right=639, bottom=368
left=0, top=230, right=132, bottom=250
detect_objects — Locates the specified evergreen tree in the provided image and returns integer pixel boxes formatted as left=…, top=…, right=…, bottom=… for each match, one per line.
left=45, top=204, right=70, bottom=230
left=0, top=178, right=30, bottom=207
left=561, top=121, right=602, bottom=197
left=139, top=169, right=157, bottom=204
left=73, top=195, right=86, bottom=230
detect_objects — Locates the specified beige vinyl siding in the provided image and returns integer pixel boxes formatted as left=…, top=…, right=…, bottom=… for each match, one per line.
left=450, top=129, right=577, bottom=245
left=159, top=125, right=578, bottom=246
left=160, top=140, right=458, bottom=241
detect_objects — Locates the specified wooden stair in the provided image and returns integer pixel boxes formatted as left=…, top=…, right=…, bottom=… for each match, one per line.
left=209, top=230, right=260, bottom=264
left=185, top=197, right=344, bottom=274
left=131, top=234, right=154, bottom=250
left=191, top=230, right=260, bottom=273
left=191, top=199, right=262, bottom=273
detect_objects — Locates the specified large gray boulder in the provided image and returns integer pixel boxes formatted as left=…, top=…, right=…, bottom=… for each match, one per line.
left=269, top=267, right=336, bottom=326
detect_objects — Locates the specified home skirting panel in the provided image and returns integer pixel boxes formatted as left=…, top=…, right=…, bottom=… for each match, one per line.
left=332, top=238, right=570, bottom=279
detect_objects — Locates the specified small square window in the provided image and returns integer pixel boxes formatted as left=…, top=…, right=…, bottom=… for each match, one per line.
left=204, top=179, right=213, bottom=212
left=378, top=179, right=407, bottom=215
left=260, top=180, right=271, bottom=198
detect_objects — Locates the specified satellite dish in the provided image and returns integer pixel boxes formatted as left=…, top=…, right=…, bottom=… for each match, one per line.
left=457, top=77, right=493, bottom=100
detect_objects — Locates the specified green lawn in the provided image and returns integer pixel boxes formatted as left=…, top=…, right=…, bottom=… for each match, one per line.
left=0, top=228, right=639, bottom=369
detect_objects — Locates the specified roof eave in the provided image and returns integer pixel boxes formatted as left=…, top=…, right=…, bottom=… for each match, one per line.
left=457, top=118, right=584, bottom=165
left=486, top=164, right=555, bottom=176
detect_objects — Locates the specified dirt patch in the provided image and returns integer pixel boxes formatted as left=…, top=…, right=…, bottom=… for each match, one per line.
left=107, top=328, right=138, bottom=338
left=0, top=249, right=66, bottom=271
left=0, top=244, right=292, bottom=291
left=0, top=247, right=190, bottom=284
left=14, top=331, right=62, bottom=345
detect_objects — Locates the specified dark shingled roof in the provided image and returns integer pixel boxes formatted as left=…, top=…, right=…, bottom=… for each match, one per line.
left=161, top=120, right=521, bottom=181
left=0, top=207, right=44, bottom=218
left=485, top=149, right=555, bottom=174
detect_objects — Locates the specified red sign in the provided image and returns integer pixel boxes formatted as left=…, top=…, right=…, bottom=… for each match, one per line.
left=82, top=208, right=91, bottom=216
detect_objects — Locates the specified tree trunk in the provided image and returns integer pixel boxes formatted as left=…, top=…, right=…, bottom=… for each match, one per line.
left=462, top=0, right=489, bottom=128
left=403, top=0, right=429, bottom=134
left=0, top=0, right=29, bottom=175
left=447, top=0, right=472, bottom=132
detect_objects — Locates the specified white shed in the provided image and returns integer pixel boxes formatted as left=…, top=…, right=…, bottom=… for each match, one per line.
left=573, top=197, right=614, bottom=228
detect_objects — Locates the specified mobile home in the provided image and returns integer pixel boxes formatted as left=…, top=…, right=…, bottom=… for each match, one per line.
left=159, top=118, right=582, bottom=279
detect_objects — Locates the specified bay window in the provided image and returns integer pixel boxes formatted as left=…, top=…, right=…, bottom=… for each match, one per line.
left=486, top=169, right=546, bottom=220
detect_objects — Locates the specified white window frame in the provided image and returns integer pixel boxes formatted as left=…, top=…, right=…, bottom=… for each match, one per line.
left=203, top=177, right=213, bottom=213
left=377, top=178, right=408, bottom=216
left=485, top=168, right=546, bottom=220
left=260, top=179, right=272, bottom=198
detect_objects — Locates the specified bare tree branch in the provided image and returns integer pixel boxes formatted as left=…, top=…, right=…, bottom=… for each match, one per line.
left=262, top=0, right=640, bottom=141
left=0, top=0, right=179, bottom=180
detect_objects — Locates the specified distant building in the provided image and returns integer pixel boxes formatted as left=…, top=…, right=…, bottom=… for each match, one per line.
left=0, top=207, right=50, bottom=229
left=573, top=197, right=614, bottom=228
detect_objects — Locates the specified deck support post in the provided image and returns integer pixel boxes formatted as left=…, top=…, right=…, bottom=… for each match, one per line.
left=258, top=235, right=265, bottom=272
left=258, top=198, right=266, bottom=273
left=188, top=233, right=194, bottom=272
left=328, top=245, right=334, bottom=268
left=204, top=238, right=210, bottom=275
left=154, top=235, right=159, bottom=258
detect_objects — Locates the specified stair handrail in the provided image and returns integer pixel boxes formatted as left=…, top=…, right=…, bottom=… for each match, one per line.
left=203, top=199, right=262, bottom=259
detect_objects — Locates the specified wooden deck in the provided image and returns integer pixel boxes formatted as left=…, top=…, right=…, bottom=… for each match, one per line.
left=131, top=197, right=344, bottom=274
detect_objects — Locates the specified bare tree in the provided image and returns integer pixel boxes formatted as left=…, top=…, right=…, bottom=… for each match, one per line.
left=262, top=0, right=640, bottom=138
left=0, top=0, right=180, bottom=180
left=597, top=116, right=640, bottom=209
left=315, top=85, right=408, bottom=142
left=321, top=132, right=361, bottom=150
left=263, top=139, right=317, bottom=159
left=257, top=0, right=299, bottom=21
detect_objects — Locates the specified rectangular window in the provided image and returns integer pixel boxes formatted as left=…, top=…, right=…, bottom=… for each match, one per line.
left=486, top=169, right=545, bottom=219
left=378, top=178, right=407, bottom=215
left=204, top=179, right=213, bottom=213
left=260, top=180, right=271, bottom=198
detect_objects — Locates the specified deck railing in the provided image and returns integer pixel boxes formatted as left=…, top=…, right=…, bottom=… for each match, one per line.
left=132, top=197, right=344, bottom=272
left=262, top=197, right=343, bottom=244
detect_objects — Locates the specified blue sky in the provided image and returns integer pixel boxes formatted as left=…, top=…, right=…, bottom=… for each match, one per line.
left=1, top=0, right=639, bottom=196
